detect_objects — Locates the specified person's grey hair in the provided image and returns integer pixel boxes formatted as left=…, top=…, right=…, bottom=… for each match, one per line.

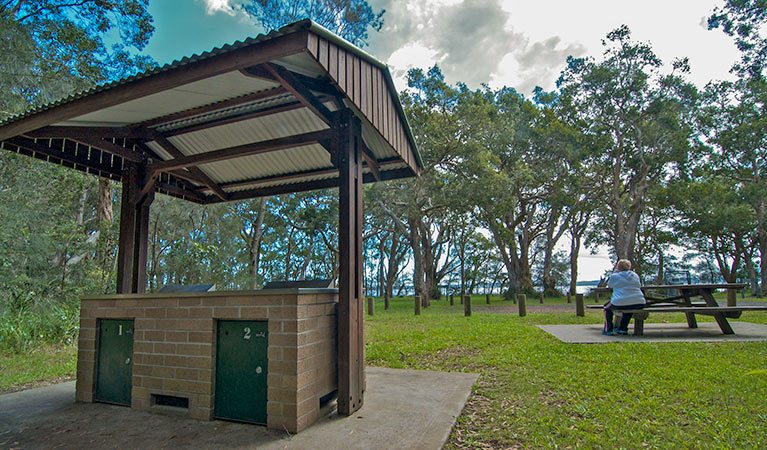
left=616, top=259, right=632, bottom=272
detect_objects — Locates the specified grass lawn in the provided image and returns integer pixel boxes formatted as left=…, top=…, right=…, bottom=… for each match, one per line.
left=0, top=345, right=77, bottom=393
left=366, top=295, right=767, bottom=450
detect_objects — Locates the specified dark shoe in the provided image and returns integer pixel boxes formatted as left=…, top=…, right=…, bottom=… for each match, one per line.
left=602, top=330, right=615, bottom=336
left=615, top=329, right=628, bottom=335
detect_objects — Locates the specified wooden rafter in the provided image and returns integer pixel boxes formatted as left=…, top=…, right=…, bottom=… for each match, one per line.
left=24, top=126, right=145, bottom=140
left=200, top=157, right=402, bottom=193
left=5, top=137, right=122, bottom=177
left=150, top=133, right=228, bottom=201
left=262, top=63, right=334, bottom=126
left=359, top=140, right=380, bottom=181
left=212, top=177, right=340, bottom=203
left=73, top=137, right=146, bottom=163
left=147, top=129, right=334, bottom=173
left=133, top=86, right=288, bottom=129
left=160, top=100, right=312, bottom=138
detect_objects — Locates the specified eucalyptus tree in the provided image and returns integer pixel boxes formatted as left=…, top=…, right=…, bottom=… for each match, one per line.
left=556, top=25, right=697, bottom=263
left=372, top=66, right=466, bottom=301
left=0, top=0, right=154, bottom=118
left=698, top=79, right=767, bottom=294
left=670, top=176, right=756, bottom=284
left=241, top=0, right=383, bottom=46
left=709, top=0, right=767, bottom=79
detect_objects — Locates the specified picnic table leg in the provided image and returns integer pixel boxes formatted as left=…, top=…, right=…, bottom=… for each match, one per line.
left=681, top=292, right=698, bottom=329
left=700, top=290, right=735, bottom=335
left=633, top=317, right=644, bottom=335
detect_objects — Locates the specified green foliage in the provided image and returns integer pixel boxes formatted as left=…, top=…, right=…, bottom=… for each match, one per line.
left=709, top=0, right=767, bottom=79
left=240, top=0, right=384, bottom=46
left=0, top=0, right=155, bottom=118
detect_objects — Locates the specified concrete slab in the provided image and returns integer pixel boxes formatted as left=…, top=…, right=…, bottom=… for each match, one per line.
left=539, top=321, right=767, bottom=344
left=0, top=367, right=478, bottom=450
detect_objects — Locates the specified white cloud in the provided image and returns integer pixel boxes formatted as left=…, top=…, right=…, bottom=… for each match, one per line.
left=203, top=0, right=236, bottom=16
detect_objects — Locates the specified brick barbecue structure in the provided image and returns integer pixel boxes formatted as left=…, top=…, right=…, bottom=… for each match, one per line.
left=75, top=289, right=338, bottom=433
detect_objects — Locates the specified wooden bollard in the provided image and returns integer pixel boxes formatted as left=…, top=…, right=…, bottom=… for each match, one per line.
left=367, top=297, right=374, bottom=316
left=567, top=293, right=571, bottom=304
left=513, top=293, right=517, bottom=304
left=415, top=295, right=421, bottom=315
left=384, top=296, right=390, bottom=310
left=464, top=295, right=472, bottom=316
left=449, top=294, right=454, bottom=306
left=727, top=289, right=737, bottom=307
left=460, top=295, right=463, bottom=304
left=576, top=294, right=585, bottom=317
left=518, top=294, right=527, bottom=317
left=540, top=292, right=544, bottom=304
left=594, top=292, right=600, bottom=303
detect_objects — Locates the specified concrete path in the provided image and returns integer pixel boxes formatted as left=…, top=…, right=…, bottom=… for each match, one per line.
left=539, top=321, right=767, bottom=344
left=0, top=367, right=478, bottom=450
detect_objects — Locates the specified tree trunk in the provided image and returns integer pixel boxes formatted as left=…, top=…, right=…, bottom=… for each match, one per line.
left=248, top=197, right=267, bottom=289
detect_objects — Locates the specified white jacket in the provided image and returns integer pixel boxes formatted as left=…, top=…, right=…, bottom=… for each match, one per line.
left=607, top=271, right=646, bottom=306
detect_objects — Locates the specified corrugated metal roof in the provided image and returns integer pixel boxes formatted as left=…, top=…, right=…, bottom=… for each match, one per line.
left=0, top=19, right=421, bottom=203
left=0, top=25, right=297, bottom=128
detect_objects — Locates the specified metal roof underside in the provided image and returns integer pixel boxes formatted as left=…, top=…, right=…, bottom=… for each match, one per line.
left=0, top=20, right=421, bottom=204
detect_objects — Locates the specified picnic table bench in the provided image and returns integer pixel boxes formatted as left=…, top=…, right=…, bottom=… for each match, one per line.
left=588, top=283, right=767, bottom=335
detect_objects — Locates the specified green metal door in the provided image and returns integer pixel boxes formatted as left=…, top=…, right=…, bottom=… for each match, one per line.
left=95, top=319, right=134, bottom=405
left=214, top=320, right=268, bottom=424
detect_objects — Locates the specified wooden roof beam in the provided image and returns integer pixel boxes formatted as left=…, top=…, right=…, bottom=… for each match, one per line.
left=159, top=98, right=334, bottom=138
left=360, top=140, right=380, bottom=181
left=261, top=62, right=334, bottom=126
left=73, top=137, right=146, bottom=163
left=24, top=126, right=146, bottom=140
left=199, top=158, right=402, bottom=193
left=150, top=132, right=229, bottom=201
left=205, top=166, right=416, bottom=204
left=132, top=86, right=288, bottom=129
left=5, top=137, right=122, bottom=177
left=147, top=129, right=333, bottom=173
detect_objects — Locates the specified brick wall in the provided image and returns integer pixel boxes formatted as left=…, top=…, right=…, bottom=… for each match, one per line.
left=76, top=289, right=338, bottom=433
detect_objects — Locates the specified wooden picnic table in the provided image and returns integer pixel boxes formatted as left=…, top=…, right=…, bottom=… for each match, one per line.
left=591, top=283, right=750, bottom=335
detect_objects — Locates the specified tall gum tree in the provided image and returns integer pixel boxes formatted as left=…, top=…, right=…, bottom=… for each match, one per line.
left=556, top=25, right=697, bottom=263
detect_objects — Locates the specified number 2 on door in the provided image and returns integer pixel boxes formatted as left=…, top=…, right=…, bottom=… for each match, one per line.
left=243, top=327, right=251, bottom=339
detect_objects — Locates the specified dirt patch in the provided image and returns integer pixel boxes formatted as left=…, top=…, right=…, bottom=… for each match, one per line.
left=1, top=375, right=75, bottom=394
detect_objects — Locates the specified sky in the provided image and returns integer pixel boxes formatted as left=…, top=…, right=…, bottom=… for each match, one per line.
left=141, top=0, right=742, bottom=281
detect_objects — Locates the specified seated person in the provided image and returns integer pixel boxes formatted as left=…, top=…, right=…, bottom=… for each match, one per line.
left=603, top=259, right=646, bottom=335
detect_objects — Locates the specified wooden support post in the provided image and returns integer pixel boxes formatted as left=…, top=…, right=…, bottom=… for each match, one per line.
left=116, top=165, right=153, bottom=294
left=486, top=294, right=490, bottom=304
left=335, top=110, right=364, bottom=416
left=727, top=289, right=737, bottom=307
left=384, top=296, right=390, bottom=310
left=449, top=294, right=453, bottom=306
left=540, top=292, right=544, bottom=304
left=464, top=295, right=472, bottom=317
left=594, top=292, right=600, bottom=303
left=576, top=294, right=585, bottom=317
left=367, top=297, right=374, bottom=316
left=518, top=294, right=527, bottom=317
left=414, top=296, right=421, bottom=315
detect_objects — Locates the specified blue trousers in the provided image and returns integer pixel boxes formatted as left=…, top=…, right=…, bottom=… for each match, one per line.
left=603, top=302, right=645, bottom=332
